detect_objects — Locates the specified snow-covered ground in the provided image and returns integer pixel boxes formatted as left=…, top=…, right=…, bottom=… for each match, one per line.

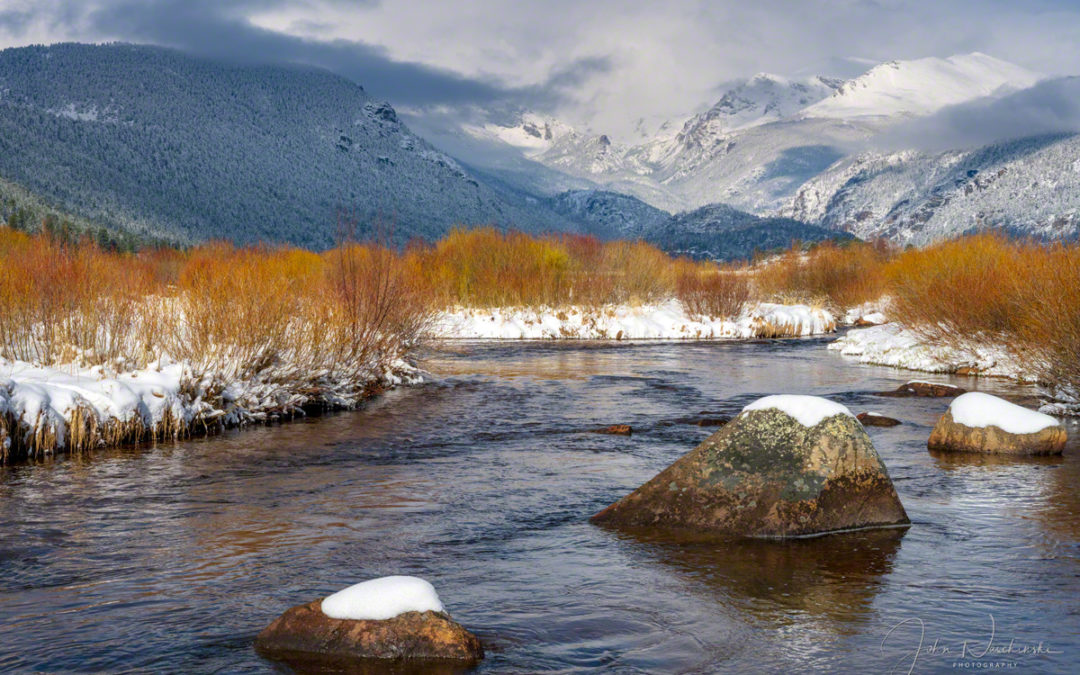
left=828, top=322, right=1080, bottom=414
left=0, top=355, right=419, bottom=460
left=842, top=298, right=892, bottom=326
left=828, top=323, right=1033, bottom=380
left=433, top=301, right=835, bottom=340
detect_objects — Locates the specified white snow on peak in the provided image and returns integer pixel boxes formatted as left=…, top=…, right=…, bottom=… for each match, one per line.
left=949, top=392, right=1060, bottom=434
left=689, top=73, right=842, bottom=133
left=803, top=53, right=1041, bottom=120
left=321, top=576, right=445, bottom=621
left=464, top=112, right=577, bottom=156
left=742, top=395, right=855, bottom=427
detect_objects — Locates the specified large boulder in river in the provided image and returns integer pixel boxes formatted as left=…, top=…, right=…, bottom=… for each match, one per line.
left=591, top=395, right=909, bottom=538
left=928, top=392, right=1066, bottom=455
left=255, top=576, right=483, bottom=666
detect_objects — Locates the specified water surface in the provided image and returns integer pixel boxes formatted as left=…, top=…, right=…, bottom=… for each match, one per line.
left=2, top=337, right=1077, bottom=672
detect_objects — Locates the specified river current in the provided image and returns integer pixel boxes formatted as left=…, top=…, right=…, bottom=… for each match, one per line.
left=2, top=336, right=1077, bottom=673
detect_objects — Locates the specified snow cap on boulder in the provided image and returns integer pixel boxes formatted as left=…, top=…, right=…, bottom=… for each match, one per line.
left=929, top=392, right=1065, bottom=455
left=321, top=576, right=444, bottom=621
left=743, top=394, right=854, bottom=427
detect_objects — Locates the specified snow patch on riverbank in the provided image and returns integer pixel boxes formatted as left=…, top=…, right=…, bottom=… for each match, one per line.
left=0, top=356, right=420, bottom=459
left=842, top=297, right=892, bottom=326
left=433, top=301, right=835, bottom=340
left=828, top=323, right=1033, bottom=380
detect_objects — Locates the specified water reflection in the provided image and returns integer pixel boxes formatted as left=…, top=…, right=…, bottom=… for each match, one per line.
left=614, top=527, right=905, bottom=623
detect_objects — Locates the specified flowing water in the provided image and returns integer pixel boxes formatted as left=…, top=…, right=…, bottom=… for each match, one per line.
left=1, top=336, right=1078, bottom=673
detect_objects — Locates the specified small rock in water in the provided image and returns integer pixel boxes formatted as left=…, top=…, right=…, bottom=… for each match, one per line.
left=592, top=424, right=632, bottom=436
left=255, top=577, right=483, bottom=667
left=879, top=381, right=965, bottom=398
left=591, top=395, right=909, bottom=538
left=928, top=392, right=1066, bottom=455
left=857, top=412, right=902, bottom=427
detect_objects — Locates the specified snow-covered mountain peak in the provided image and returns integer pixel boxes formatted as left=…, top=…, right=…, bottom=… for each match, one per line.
left=803, top=52, right=1041, bottom=120
left=683, top=73, right=842, bottom=136
left=464, top=111, right=577, bottom=156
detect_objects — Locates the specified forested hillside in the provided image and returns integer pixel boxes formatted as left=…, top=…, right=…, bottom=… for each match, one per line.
left=0, top=43, right=574, bottom=248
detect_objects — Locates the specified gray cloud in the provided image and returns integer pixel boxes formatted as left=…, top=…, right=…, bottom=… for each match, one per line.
left=876, top=77, right=1080, bottom=152
left=74, top=0, right=516, bottom=107
left=2, top=0, right=1080, bottom=140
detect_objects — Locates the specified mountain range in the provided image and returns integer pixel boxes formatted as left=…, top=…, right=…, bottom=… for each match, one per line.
left=0, top=43, right=1076, bottom=256
left=469, top=53, right=1045, bottom=211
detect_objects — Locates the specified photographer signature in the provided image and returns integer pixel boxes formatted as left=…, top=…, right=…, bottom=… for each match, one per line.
left=881, top=614, right=1062, bottom=673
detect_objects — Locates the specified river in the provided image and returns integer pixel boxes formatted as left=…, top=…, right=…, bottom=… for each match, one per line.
left=2, top=336, right=1078, bottom=673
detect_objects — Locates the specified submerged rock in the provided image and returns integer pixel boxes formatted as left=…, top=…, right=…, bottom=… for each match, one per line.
left=255, top=578, right=483, bottom=667
left=592, top=424, right=632, bottom=436
left=694, top=416, right=731, bottom=427
left=857, top=412, right=902, bottom=427
left=591, top=395, right=909, bottom=538
left=928, top=392, right=1066, bottom=455
left=879, top=381, right=965, bottom=398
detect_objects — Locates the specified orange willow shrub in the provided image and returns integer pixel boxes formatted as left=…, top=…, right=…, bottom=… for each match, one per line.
left=323, top=243, right=432, bottom=379
left=406, top=227, right=679, bottom=308
left=174, top=243, right=324, bottom=379
left=673, top=259, right=751, bottom=319
left=0, top=231, right=430, bottom=386
left=884, top=233, right=1032, bottom=342
left=753, top=241, right=890, bottom=309
left=0, top=229, right=157, bottom=365
left=1008, top=244, right=1080, bottom=395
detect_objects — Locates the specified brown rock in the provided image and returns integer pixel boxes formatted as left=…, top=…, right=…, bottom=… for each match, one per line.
left=592, top=424, right=632, bottom=436
left=854, top=317, right=881, bottom=327
left=254, top=601, right=483, bottom=666
left=857, top=412, right=902, bottom=427
left=928, top=410, right=1066, bottom=455
left=591, top=406, right=909, bottom=538
left=878, top=381, right=965, bottom=398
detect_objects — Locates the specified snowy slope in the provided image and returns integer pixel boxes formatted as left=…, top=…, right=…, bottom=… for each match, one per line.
left=783, top=134, right=1080, bottom=245
left=0, top=43, right=581, bottom=247
left=456, top=53, right=1051, bottom=223
left=804, top=53, right=1040, bottom=120
left=652, top=74, right=843, bottom=164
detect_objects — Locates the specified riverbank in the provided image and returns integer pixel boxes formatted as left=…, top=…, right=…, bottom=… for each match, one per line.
left=0, top=355, right=420, bottom=462
left=829, top=322, right=1080, bottom=415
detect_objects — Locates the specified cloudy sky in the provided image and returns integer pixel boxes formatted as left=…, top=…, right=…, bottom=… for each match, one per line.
left=3, top=0, right=1080, bottom=139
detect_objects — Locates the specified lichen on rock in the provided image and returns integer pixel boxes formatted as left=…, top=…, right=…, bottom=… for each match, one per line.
left=591, top=400, right=909, bottom=538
